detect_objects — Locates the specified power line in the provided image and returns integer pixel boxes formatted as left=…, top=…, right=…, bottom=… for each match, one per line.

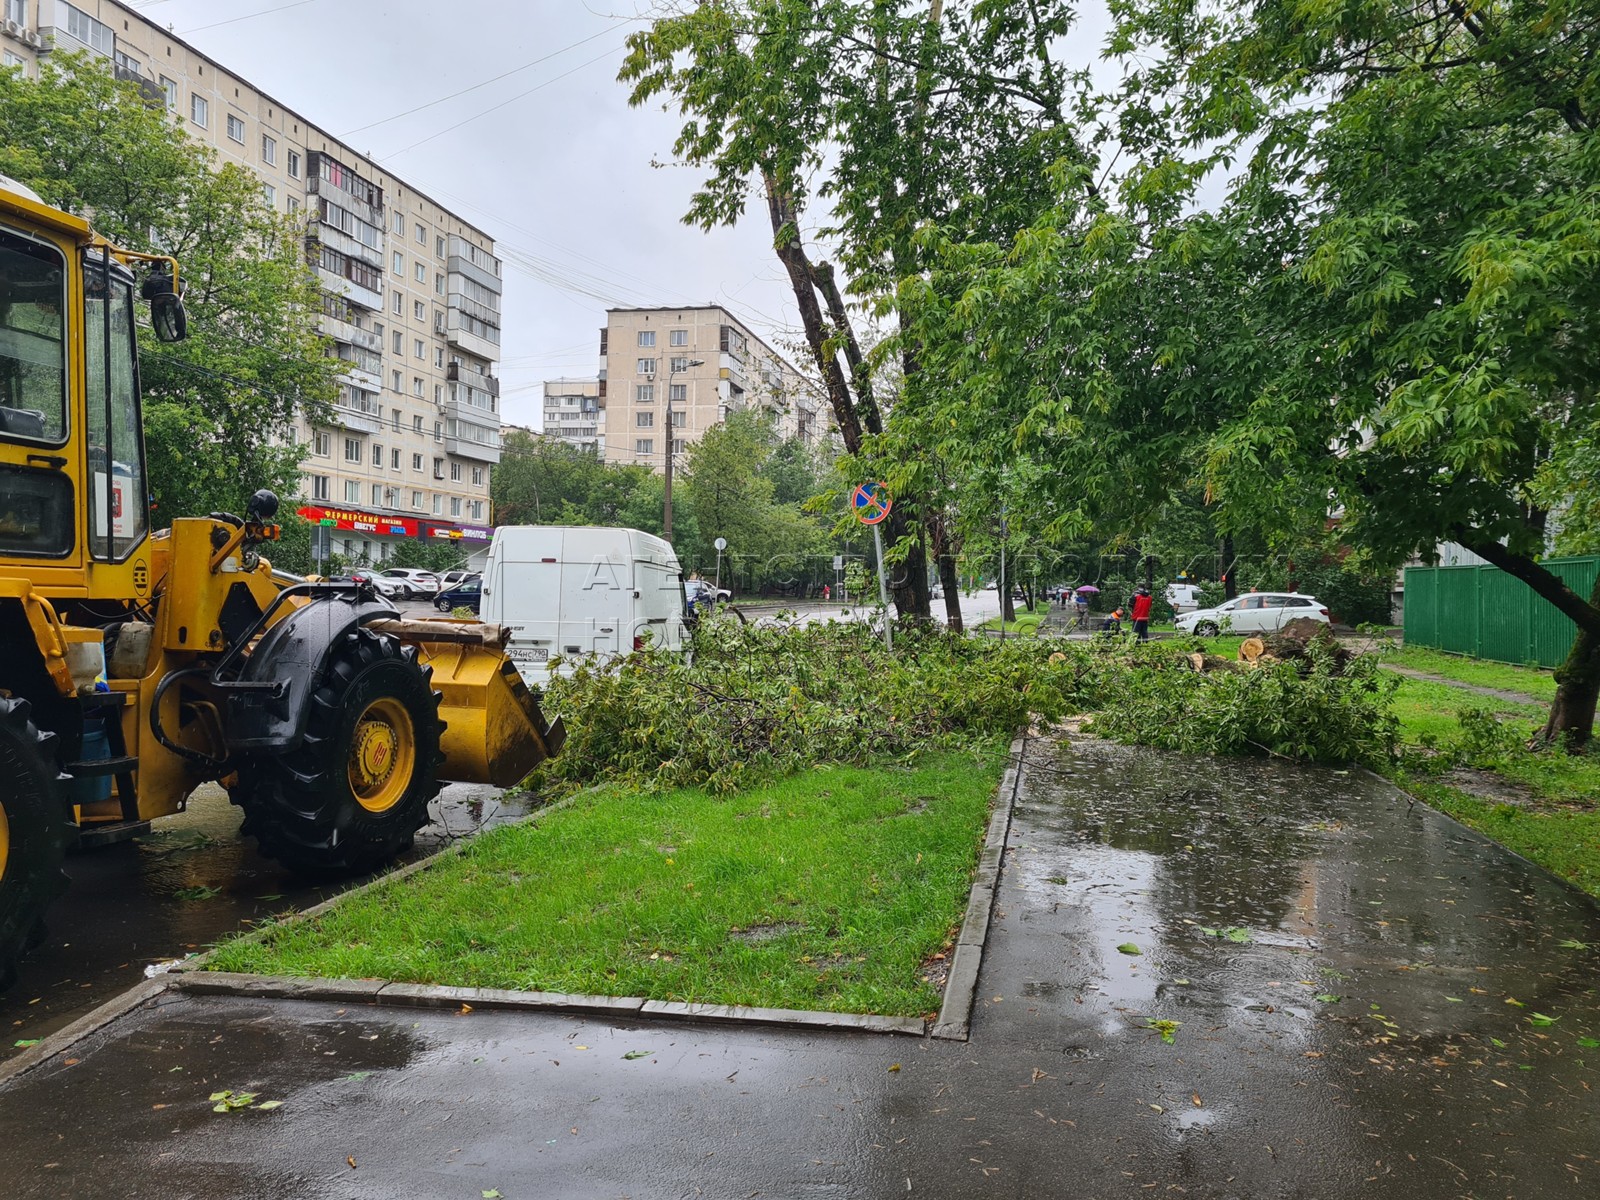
left=180, top=0, right=324, bottom=35
left=340, top=22, right=627, bottom=137
left=378, top=43, right=627, bottom=159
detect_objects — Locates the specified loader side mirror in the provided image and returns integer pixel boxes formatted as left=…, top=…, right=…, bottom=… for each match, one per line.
left=142, top=270, right=188, bottom=342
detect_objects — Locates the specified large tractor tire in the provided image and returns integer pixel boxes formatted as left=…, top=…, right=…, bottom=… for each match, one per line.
left=232, top=628, right=443, bottom=877
left=0, top=696, right=70, bottom=994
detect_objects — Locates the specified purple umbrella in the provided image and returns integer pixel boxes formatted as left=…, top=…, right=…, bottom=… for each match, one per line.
left=1074, top=585, right=1100, bottom=593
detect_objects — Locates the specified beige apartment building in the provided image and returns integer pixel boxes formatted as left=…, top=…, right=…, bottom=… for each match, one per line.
left=541, top=380, right=603, bottom=456
left=597, top=306, right=823, bottom=471
left=1, top=0, right=504, bottom=565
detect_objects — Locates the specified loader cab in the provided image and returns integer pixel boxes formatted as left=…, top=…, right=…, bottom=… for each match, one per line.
left=1, top=180, right=172, bottom=599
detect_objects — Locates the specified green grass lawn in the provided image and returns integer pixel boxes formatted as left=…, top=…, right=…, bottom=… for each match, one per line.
left=208, top=748, right=1006, bottom=1016
left=1387, top=645, right=1557, bottom=701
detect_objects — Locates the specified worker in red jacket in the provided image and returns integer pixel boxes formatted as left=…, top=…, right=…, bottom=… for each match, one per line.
left=1130, top=585, right=1154, bottom=641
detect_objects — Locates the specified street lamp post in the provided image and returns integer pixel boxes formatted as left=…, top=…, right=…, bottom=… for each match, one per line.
left=662, top=357, right=704, bottom=542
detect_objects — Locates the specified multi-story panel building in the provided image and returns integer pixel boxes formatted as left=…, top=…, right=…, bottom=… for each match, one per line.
left=1, top=0, right=505, bottom=565
left=541, top=380, right=604, bottom=457
left=597, top=306, right=822, bottom=472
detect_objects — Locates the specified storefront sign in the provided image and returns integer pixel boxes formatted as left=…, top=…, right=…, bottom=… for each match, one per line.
left=424, top=522, right=491, bottom=542
left=296, top=505, right=418, bottom=538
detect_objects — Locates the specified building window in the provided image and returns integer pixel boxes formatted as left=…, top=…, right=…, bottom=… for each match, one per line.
left=672, top=438, right=687, bottom=455
left=372, top=484, right=383, bottom=507
left=636, top=411, right=654, bottom=428
left=286, top=195, right=299, bottom=215
left=392, top=290, right=403, bottom=315
left=372, top=443, right=383, bottom=467
left=433, top=495, right=442, bottom=515
left=392, top=408, right=403, bottom=430
left=411, top=490, right=423, bottom=509
left=159, top=76, right=177, bottom=110
left=393, top=210, right=405, bottom=235
left=226, top=114, right=245, bottom=143
left=670, top=329, right=688, bottom=347
left=450, top=497, right=462, bottom=517
left=434, top=384, right=443, bottom=404
left=434, top=347, right=445, bottom=368
left=313, top=431, right=330, bottom=456
left=392, top=251, right=403, bottom=275
left=391, top=369, right=402, bottom=392
left=412, top=453, right=423, bottom=471
left=310, top=474, right=329, bottom=500
left=450, top=462, right=462, bottom=482
left=414, top=262, right=426, bottom=284
left=669, top=356, right=691, bottom=372
left=391, top=448, right=401, bottom=469
left=262, top=183, right=275, bottom=208
left=190, top=94, right=208, bottom=128
left=637, top=330, right=656, bottom=348
left=392, top=330, right=403, bottom=353
left=413, top=415, right=424, bottom=433
left=635, top=439, right=653, bottom=455
left=287, top=149, right=301, bottom=179
left=436, top=235, right=446, bottom=257
left=670, top=410, right=686, bottom=427
left=344, top=437, right=362, bottom=462
left=637, top=358, right=656, bottom=375
left=635, top=385, right=654, bottom=402
left=63, top=3, right=113, bottom=54
left=344, top=479, right=361, bottom=503
left=413, top=377, right=424, bottom=397
left=414, top=300, right=425, bottom=320
left=434, top=421, right=443, bottom=440
left=669, top=384, right=687, bottom=402
left=414, top=338, right=424, bottom=360
left=433, top=457, right=445, bottom=479
left=472, top=466, right=484, bottom=486
left=415, top=223, right=426, bottom=245
left=261, top=134, right=277, bottom=165
left=5, top=1, right=26, bottom=26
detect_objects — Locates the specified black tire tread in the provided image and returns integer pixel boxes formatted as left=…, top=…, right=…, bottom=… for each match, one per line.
left=0, top=696, right=71, bottom=995
left=230, top=627, right=444, bottom=877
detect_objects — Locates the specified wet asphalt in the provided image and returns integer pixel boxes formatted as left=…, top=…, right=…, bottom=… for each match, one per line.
left=0, top=783, right=538, bottom=1056
left=2, top=736, right=1597, bottom=1199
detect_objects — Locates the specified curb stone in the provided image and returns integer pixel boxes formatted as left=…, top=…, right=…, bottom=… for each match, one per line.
left=931, top=729, right=1027, bottom=1040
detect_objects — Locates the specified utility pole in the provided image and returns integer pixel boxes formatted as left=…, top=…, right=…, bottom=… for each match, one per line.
left=662, top=357, right=704, bottom=542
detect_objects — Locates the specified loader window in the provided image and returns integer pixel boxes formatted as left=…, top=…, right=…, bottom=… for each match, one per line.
left=0, top=230, right=68, bottom=445
left=84, top=251, right=149, bottom=561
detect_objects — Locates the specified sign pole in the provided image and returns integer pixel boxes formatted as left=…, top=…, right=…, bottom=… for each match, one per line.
left=873, top=523, right=892, bottom=651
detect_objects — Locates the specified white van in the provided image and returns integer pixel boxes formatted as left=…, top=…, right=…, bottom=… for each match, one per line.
left=481, top=526, right=689, bottom=682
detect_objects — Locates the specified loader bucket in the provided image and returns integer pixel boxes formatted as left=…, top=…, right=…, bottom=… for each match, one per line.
left=375, top=620, right=565, bottom=788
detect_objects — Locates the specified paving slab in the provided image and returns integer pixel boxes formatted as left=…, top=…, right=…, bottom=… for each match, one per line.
left=3, top=737, right=1598, bottom=1199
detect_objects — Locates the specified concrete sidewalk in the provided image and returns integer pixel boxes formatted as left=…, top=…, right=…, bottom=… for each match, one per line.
left=2, top=737, right=1597, bottom=1199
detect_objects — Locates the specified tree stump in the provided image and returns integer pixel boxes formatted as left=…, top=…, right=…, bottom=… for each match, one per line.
left=1239, top=637, right=1266, bottom=663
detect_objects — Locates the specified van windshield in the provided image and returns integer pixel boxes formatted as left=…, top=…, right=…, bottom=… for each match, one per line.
left=0, top=230, right=67, bottom=444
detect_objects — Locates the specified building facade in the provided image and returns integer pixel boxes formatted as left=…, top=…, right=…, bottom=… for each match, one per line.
left=596, top=306, right=822, bottom=472
left=1, top=0, right=504, bottom=565
left=541, top=380, right=603, bottom=457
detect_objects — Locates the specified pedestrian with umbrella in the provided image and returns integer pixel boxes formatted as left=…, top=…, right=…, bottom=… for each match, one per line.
left=1073, top=585, right=1094, bottom=629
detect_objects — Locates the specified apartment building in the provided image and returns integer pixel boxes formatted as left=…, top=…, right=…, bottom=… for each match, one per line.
left=0, top=0, right=505, bottom=564
left=541, top=380, right=604, bottom=457
left=598, top=306, right=823, bottom=471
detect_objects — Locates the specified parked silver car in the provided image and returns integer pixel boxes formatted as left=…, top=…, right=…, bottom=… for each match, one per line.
left=1176, top=592, right=1331, bottom=637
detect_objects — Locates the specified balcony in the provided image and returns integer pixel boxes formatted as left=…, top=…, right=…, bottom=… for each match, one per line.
left=113, top=65, right=167, bottom=106
left=446, top=417, right=503, bottom=465
left=445, top=361, right=499, bottom=398
left=321, top=315, right=383, bottom=354
left=336, top=363, right=382, bottom=393
left=331, top=403, right=384, bottom=435
left=315, top=265, right=382, bottom=313
left=443, top=308, right=500, bottom=361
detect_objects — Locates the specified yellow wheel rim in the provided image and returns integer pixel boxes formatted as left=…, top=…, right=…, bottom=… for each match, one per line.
left=347, top=697, right=416, bottom=814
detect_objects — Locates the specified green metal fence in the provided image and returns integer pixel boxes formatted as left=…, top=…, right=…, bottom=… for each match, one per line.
left=1403, top=557, right=1599, bottom=668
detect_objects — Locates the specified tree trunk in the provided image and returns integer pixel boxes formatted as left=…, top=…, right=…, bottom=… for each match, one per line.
left=1454, top=528, right=1600, bottom=752
left=938, top=549, right=963, bottom=632
left=1536, top=625, right=1600, bottom=752
left=1001, top=583, right=1016, bottom=625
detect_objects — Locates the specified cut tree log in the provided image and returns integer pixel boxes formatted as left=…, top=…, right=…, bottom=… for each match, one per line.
left=1239, top=638, right=1266, bottom=663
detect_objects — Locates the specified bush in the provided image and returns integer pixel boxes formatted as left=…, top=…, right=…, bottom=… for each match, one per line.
left=1084, top=642, right=1400, bottom=766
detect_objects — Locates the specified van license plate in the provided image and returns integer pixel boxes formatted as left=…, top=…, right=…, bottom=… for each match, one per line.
left=520, top=647, right=549, bottom=663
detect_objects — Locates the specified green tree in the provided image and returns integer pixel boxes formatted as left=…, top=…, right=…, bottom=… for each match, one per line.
left=0, top=53, right=338, bottom=519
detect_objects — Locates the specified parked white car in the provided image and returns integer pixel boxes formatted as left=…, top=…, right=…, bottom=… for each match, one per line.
left=1176, top=592, right=1331, bottom=636
left=342, top=568, right=407, bottom=601
left=380, top=567, right=439, bottom=597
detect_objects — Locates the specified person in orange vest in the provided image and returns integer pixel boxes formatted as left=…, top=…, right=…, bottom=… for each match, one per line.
left=1131, top=585, right=1154, bottom=641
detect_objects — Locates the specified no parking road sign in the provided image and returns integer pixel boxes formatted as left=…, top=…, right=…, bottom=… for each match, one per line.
left=852, top=481, right=892, bottom=525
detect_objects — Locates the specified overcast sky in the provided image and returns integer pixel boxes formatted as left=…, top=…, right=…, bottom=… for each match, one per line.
left=125, top=0, right=806, bottom=430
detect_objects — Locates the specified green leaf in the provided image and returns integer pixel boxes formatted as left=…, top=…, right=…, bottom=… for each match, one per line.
left=1117, top=943, right=1141, bottom=956
left=1147, top=1018, right=1181, bottom=1044
left=1490, top=1037, right=1508, bottom=1048
left=13, top=1039, right=39, bottom=1048
left=1527, top=1013, right=1560, bottom=1027
left=622, top=1050, right=653, bottom=1060
left=1576, top=1038, right=1599, bottom=1049
left=1314, top=994, right=1341, bottom=1004
left=483, top=1191, right=503, bottom=1199
left=257, top=1100, right=283, bottom=1111
left=1557, top=939, right=1589, bottom=951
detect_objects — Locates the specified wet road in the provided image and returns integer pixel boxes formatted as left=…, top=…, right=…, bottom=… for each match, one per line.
left=3, top=736, right=1596, bottom=1198
left=0, top=783, right=538, bottom=1057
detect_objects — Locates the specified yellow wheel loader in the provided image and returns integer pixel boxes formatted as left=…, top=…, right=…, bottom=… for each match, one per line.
left=0, top=178, right=563, bottom=990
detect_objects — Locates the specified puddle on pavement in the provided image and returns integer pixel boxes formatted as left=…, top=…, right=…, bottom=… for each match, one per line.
left=1, top=781, right=544, bottom=1055
left=995, top=734, right=1600, bottom=1108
